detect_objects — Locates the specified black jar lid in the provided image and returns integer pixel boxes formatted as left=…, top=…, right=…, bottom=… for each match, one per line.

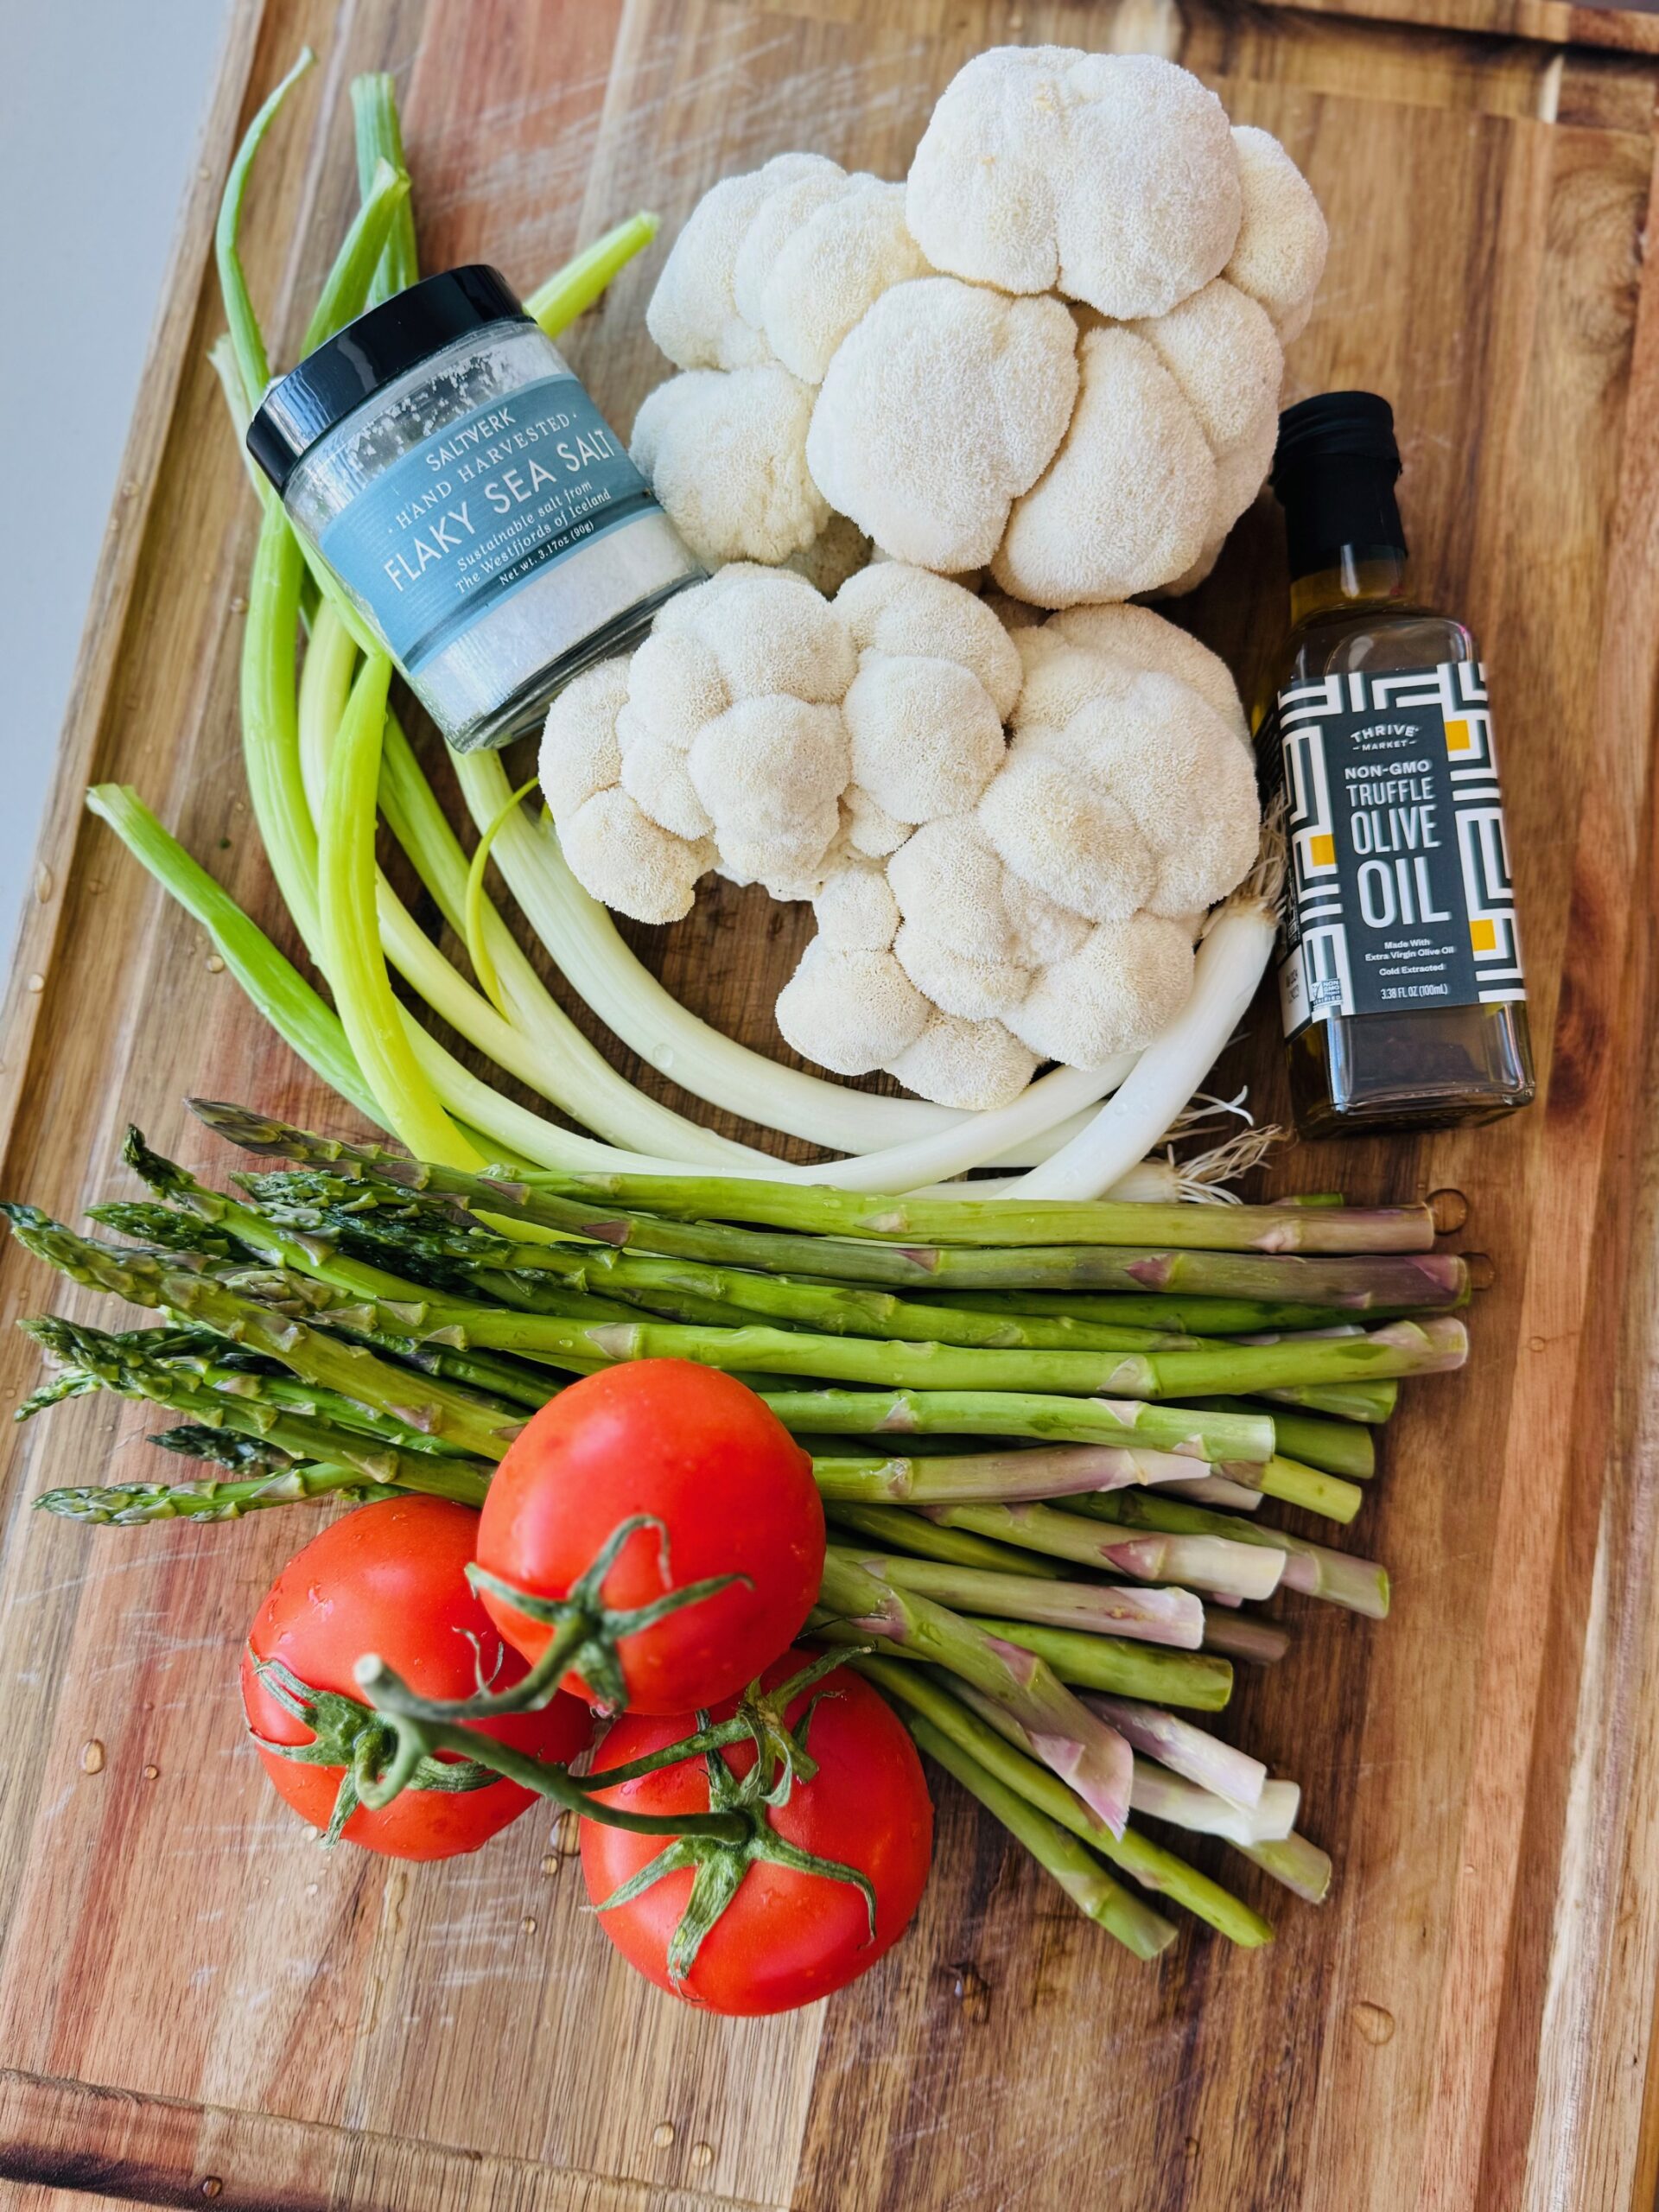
left=246, top=264, right=531, bottom=493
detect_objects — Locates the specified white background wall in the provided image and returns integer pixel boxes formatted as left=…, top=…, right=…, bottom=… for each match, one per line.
left=0, top=0, right=232, bottom=966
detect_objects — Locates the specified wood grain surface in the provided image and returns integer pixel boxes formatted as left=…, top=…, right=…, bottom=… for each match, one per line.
left=1255, top=0, right=1659, bottom=56
left=4, top=3, right=1659, bottom=2207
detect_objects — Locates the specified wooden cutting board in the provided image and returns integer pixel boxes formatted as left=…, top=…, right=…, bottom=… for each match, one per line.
left=4, top=1, right=1659, bottom=2205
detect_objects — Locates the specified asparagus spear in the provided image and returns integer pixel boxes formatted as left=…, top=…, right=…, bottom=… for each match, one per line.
left=87, top=1202, right=249, bottom=1259
left=953, top=1681, right=1297, bottom=1842
left=1083, top=1694, right=1268, bottom=1809
left=276, top=1297, right=1465, bottom=1403
left=123, top=1166, right=1462, bottom=1401
left=1215, top=1452, right=1363, bottom=1525
left=1241, top=1833, right=1334, bottom=1903
left=15, top=1297, right=1272, bottom=1536
left=748, top=1389, right=1275, bottom=1466
left=817, top=1550, right=1135, bottom=1833
left=1204, top=1399, right=1376, bottom=1481
left=809, top=1443, right=1220, bottom=1504
left=271, top=1210, right=1216, bottom=1353
left=826, top=1504, right=1062, bottom=1580
left=1260, top=1379, right=1399, bottom=1424
left=855, top=1658, right=1273, bottom=1946
left=18, top=1320, right=492, bottom=1503
left=118, top=1130, right=462, bottom=1314
left=36, top=1461, right=397, bottom=1523
left=3, top=1211, right=521, bottom=1461
left=340, top=1332, right=559, bottom=1411
left=911, top=1499, right=1287, bottom=1601
left=145, top=1426, right=301, bottom=1467
left=1202, top=1616, right=1291, bottom=1666
left=811, top=1610, right=1234, bottom=1711
left=829, top=1547, right=1205, bottom=1648
left=919, top=1287, right=1468, bottom=1332
left=221, top=1187, right=1469, bottom=1400
left=902, top=1714, right=1179, bottom=1960
left=197, top=1103, right=1467, bottom=1303
left=1065, top=1491, right=1390, bottom=1618
left=1177, top=1474, right=1265, bottom=1511
left=378, top=1162, right=1440, bottom=1254
left=1127, top=1763, right=1300, bottom=1847
left=23, top=1315, right=483, bottom=1462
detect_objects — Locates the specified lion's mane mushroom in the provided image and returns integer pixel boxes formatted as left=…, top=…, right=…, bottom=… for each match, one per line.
left=629, top=47, right=1326, bottom=607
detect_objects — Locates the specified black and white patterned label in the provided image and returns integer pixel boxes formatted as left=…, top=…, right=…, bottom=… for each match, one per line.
left=1273, top=660, right=1525, bottom=1039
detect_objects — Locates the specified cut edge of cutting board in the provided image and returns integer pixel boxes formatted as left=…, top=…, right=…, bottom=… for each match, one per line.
left=0, top=2064, right=766, bottom=2211
left=1252, top=0, right=1659, bottom=54
left=8, top=4, right=1659, bottom=2209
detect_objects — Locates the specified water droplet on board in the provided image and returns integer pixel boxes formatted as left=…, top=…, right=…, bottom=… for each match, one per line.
left=200, top=2179, right=223, bottom=2199
left=206, top=954, right=226, bottom=975
left=25, top=975, right=44, bottom=995
left=1352, top=2000, right=1395, bottom=2045
left=80, top=1740, right=105, bottom=1774
left=652, top=2122, right=675, bottom=2149
left=690, top=2143, right=715, bottom=2170
left=35, top=867, right=53, bottom=904
left=521, top=1916, right=537, bottom=1936
left=143, top=1764, right=159, bottom=1781
left=947, top=1961, right=992, bottom=2019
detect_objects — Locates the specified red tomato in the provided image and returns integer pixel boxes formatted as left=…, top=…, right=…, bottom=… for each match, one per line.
left=242, top=1495, right=591, bottom=1860
left=581, top=1650, right=932, bottom=2014
left=475, top=1361, right=824, bottom=1715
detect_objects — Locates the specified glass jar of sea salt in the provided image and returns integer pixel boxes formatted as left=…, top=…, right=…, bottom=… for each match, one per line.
left=246, top=265, right=702, bottom=751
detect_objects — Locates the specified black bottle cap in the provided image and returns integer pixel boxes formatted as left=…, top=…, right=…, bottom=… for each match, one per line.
left=1271, top=391, right=1407, bottom=576
left=246, top=264, right=531, bottom=494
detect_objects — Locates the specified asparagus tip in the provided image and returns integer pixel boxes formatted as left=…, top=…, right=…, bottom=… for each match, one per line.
left=121, top=1126, right=184, bottom=1196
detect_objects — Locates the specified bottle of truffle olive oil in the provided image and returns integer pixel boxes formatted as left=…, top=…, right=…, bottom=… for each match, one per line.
left=1258, top=392, right=1535, bottom=1138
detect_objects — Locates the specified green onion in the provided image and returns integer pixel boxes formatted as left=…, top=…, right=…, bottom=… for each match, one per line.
left=83, top=786, right=381, bottom=1124
left=315, top=655, right=481, bottom=1165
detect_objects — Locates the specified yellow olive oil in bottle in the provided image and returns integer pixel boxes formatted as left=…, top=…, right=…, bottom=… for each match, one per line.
left=1260, top=392, right=1535, bottom=1138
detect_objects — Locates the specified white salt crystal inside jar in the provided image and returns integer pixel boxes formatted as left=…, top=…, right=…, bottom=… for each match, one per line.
left=247, top=264, right=702, bottom=751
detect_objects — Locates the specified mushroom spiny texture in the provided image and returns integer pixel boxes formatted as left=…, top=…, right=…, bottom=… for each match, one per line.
left=646, top=152, right=845, bottom=371
left=806, top=277, right=1079, bottom=575
left=905, top=47, right=1241, bottom=321
left=1225, top=124, right=1330, bottom=342
left=992, top=324, right=1217, bottom=607
left=632, top=363, right=828, bottom=566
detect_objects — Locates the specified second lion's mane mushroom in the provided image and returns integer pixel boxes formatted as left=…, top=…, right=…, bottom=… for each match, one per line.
left=540, top=574, right=1259, bottom=1110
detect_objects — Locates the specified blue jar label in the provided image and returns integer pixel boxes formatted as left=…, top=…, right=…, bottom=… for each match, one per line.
left=318, top=372, right=658, bottom=672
